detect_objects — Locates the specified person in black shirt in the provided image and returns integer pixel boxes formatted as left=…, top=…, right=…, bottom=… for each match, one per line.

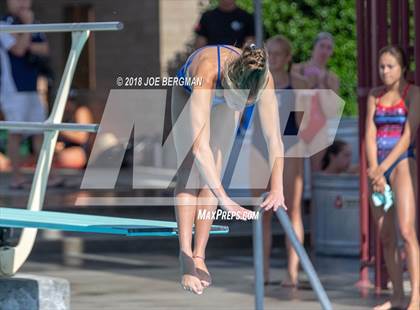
left=195, top=0, right=254, bottom=49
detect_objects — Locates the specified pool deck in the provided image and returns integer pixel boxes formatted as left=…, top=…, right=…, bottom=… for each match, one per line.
left=0, top=170, right=412, bottom=309
left=20, top=251, right=410, bottom=310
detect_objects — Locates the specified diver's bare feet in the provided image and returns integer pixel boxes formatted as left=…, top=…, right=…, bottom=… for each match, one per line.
left=179, top=252, right=203, bottom=295
left=193, top=255, right=212, bottom=288
left=373, top=298, right=405, bottom=310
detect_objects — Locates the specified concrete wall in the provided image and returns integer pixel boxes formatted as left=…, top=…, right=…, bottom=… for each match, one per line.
left=159, top=0, right=204, bottom=76
left=32, top=0, right=160, bottom=93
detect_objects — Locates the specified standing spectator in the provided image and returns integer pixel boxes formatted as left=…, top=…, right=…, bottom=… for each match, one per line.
left=0, top=23, right=17, bottom=173
left=251, top=35, right=308, bottom=287
left=194, top=0, right=255, bottom=49
left=366, top=46, right=420, bottom=310
left=0, top=0, right=49, bottom=189
left=291, top=32, right=340, bottom=172
left=194, top=0, right=256, bottom=153
left=54, top=90, right=93, bottom=170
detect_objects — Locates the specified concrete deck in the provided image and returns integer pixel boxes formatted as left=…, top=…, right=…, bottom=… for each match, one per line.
left=0, top=170, right=410, bottom=309
left=20, top=252, right=399, bottom=310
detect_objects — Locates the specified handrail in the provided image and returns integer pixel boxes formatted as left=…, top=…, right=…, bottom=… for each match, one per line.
left=0, top=121, right=98, bottom=133
left=0, top=22, right=123, bottom=33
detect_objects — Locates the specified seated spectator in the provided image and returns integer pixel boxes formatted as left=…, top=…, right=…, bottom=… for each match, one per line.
left=54, top=90, right=93, bottom=169
left=321, top=140, right=358, bottom=174
left=0, top=151, right=10, bottom=171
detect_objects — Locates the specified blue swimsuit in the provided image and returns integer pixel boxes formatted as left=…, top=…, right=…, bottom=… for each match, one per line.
left=177, top=45, right=257, bottom=135
left=177, top=45, right=240, bottom=106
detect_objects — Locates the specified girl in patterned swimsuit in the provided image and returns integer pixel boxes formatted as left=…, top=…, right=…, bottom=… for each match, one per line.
left=366, top=45, right=420, bottom=310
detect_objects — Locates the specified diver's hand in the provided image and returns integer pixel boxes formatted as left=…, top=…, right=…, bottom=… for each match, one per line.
left=219, top=197, right=254, bottom=221
left=260, top=190, right=287, bottom=212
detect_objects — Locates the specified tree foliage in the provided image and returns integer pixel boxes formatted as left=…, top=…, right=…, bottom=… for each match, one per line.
left=169, top=0, right=358, bottom=116
left=234, top=0, right=357, bottom=116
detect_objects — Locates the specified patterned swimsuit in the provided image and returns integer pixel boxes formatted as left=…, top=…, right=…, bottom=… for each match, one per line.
left=374, top=84, right=415, bottom=183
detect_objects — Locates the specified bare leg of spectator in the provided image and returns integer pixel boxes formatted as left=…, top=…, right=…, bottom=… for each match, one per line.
left=8, top=133, right=26, bottom=189
left=283, top=157, right=304, bottom=287
left=55, top=146, right=87, bottom=169
left=263, top=209, right=273, bottom=283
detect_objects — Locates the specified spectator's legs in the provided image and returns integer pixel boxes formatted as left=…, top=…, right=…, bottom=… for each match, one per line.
left=370, top=187, right=404, bottom=310
left=55, top=146, right=87, bottom=169
left=32, top=134, right=43, bottom=155
left=391, top=158, right=419, bottom=310
left=283, top=157, right=304, bottom=287
left=263, top=209, right=273, bottom=282
left=8, top=133, right=25, bottom=188
left=0, top=152, right=11, bottom=171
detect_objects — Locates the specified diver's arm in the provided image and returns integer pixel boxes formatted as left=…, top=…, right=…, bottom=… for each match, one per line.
left=257, top=74, right=286, bottom=210
left=188, top=63, right=230, bottom=202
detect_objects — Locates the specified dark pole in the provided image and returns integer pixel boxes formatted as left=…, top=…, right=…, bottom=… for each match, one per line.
left=391, top=0, right=400, bottom=45
left=377, top=0, right=387, bottom=49
left=252, top=3, right=264, bottom=308
left=401, top=0, right=410, bottom=59
left=356, top=0, right=371, bottom=289
left=414, top=0, right=420, bottom=236
left=254, top=0, right=263, bottom=48
left=376, top=0, right=390, bottom=292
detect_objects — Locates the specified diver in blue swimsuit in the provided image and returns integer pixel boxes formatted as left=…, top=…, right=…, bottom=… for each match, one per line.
left=171, top=44, right=287, bottom=295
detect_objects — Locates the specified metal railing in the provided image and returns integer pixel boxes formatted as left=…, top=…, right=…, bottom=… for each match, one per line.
left=253, top=194, right=333, bottom=310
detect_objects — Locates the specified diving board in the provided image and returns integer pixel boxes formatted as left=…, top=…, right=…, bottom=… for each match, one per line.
left=0, top=208, right=228, bottom=237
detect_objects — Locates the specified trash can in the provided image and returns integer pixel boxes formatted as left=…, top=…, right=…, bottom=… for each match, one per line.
left=312, top=172, right=360, bottom=256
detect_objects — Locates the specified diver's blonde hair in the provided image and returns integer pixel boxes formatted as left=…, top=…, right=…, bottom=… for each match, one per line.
left=222, top=43, right=268, bottom=101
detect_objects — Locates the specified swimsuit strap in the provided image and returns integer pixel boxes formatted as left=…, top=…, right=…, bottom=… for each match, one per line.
left=185, top=46, right=205, bottom=68
left=183, top=45, right=240, bottom=89
left=285, top=72, right=293, bottom=89
left=217, top=45, right=240, bottom=88
left=377, top=87, right=386, bottom=100
left=323, top=70, right=329, bottom=86
left=375, top=87, right=389, bottom=108
left=377, top=84, right=411, bottom=101
left=402, top=83, right=411, bottom=99
left=220, top=44, right=241, bottom=55
left=216, top=45, right=222, bottom=88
